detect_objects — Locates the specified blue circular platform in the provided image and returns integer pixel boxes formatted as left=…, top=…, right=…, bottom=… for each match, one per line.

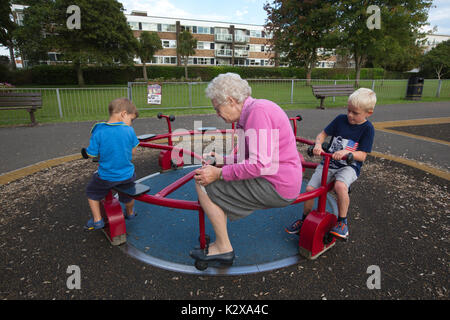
left=120, top=166, right=338, bottom=275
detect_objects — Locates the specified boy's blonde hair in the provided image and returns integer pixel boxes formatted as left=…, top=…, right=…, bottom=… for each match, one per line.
left=108, top=98, right=139, bottom=118
left=348, top=88, right=376, bottom=112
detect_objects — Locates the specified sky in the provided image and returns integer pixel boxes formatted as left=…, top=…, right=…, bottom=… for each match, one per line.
left=119, top=0, right=269, bottom=25
left=118, top=0, right=450, bottom=33
left=1, top=0, right=450, bottom=58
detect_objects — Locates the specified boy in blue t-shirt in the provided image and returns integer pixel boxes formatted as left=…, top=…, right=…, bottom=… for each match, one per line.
left=84, top=98, right=140, bottom=231
left=286, top=88, right=376, bottom=240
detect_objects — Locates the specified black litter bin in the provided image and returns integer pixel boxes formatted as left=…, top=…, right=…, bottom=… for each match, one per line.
left=406, top=77, right=424, bottom=100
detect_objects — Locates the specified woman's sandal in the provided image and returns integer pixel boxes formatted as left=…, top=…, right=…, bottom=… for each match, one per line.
left=189, top=243, right=235, bottom=265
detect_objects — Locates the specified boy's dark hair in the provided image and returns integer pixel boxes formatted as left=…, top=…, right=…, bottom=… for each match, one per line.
left=108, top=98, right=139, bottom=118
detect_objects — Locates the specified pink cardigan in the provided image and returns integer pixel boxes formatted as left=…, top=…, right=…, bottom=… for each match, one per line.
left=222, top=97, right=302, bottom=199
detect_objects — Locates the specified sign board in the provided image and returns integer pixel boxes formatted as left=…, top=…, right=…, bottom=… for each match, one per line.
left=147, top=82, right=162, bottom=104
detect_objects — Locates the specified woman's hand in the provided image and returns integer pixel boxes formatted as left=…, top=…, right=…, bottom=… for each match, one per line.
left=194, top=165, right=221, bottom=186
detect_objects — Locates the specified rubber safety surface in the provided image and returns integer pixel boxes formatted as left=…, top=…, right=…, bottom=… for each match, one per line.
left=122, top=166, right=338, bottom=275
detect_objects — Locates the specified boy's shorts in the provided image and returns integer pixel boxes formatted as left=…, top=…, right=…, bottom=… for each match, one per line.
left=86, top=172, right=136, bottom=203
left=307, top=164, right=357, bottom=189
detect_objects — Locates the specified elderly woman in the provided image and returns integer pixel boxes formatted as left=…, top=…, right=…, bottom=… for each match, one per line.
left=190, top=73, right=302, bottom=266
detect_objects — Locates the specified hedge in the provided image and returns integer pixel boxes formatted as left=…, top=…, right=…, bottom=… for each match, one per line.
left=0, top=64, right=413, bottom=86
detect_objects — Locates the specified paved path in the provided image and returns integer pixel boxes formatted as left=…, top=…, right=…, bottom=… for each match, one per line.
left=1, top=101, right=449, bottom=175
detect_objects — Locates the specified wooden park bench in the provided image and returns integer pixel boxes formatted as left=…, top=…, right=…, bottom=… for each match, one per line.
left=312, top=84, right=355, bottom=109
left=0, top=92, right=43, bottom=125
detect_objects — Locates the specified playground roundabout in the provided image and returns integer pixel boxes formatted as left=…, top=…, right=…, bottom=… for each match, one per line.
left=0, top=117, right=449, bottom=299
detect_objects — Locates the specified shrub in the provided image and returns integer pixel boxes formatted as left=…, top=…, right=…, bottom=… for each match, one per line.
left=3, top=64, right=412, bottom=86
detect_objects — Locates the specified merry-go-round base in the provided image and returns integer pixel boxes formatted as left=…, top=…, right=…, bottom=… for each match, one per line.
left=119, top=166, right=338, bottom=275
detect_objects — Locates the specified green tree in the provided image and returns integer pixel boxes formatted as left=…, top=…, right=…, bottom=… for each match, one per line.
left=420, top=40, right=450, bottom=79
left=13, top=0, right=56, bottom=67
left=137, top=31, right=162, bottom=81
left=177, top=30, right=197, bottom=80
left=14, top=0, right=138, bottom=85
left=369, top=35, right=424, bottom=72
left=264, top=0, right=338, bottom=85
left=0, top=0, right=17, bottom=69
left=335, top=0, right=432, bottom=85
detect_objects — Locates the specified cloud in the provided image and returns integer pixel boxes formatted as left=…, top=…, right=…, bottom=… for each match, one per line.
left=235, top=7, right=249, bottom=17
left=120, top=0, right=230, bottom=21
left=426, top=1, right=450, bottom=34
left=428, top=7, right=450, bottom=22
left=120, top=0, right=189, bottom=18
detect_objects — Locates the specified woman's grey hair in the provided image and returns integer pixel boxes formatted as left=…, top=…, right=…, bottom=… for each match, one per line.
left=205, top=73, right=252, bottom=106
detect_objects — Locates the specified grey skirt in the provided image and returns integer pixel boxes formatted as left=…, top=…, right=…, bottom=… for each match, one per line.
left=204, top=177, right=296, bottom=221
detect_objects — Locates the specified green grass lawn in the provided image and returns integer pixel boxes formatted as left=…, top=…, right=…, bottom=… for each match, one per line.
left=1, top=79, right=449, bottom=125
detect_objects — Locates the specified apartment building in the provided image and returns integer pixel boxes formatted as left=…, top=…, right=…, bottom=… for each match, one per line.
left=8, top=5, right=449, bottom=69
left=126, top=11, right=277, bottom=67
left=422, top=34, right=450, bottom=53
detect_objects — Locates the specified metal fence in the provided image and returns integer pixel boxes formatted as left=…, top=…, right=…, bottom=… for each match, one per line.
left=1, top=79, right=448, bottom=124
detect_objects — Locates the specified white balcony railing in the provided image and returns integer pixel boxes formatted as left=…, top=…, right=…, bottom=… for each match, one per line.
left=215, top=49, right=233, bottom=57
left=234, top=35, right=250, bottom=43
left=215, top=34, right=233, bottom=42
left=234, top=49, right=249, bottom=57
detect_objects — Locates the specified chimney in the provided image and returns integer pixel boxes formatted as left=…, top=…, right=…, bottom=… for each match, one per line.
left=131, top=11, right=147, bottom=16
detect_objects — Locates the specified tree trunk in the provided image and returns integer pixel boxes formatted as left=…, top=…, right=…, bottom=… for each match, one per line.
left=306, top=65, right=312, bottom=86
left=142, top=61, right=148, bottom=81
left=354, top=53, right=362, bottom=88
left=436, top=65, right=443, bottom=80
left=305, top=53, right=315, bottom=86
left=74, top=60, right=85, bottom=86
left=184, top=60, right=188, bottom=80
left=355, top=65, right=361, bottom=87
left=8, top=46, right=16, bottom=70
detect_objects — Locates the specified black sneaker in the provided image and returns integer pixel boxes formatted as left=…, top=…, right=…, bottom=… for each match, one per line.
left=285, top=219, right=304, bottom=234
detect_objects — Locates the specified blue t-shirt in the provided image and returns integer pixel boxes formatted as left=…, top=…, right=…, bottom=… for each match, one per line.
left=86, top=122, right=140, bottom=181
left=324, top=114, right=374, bottom=176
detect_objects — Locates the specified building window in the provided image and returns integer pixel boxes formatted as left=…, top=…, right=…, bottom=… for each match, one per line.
left=181, top=25, right=194, bottom=33
left=249, top=30, right=261, bottom=38
left=48, top=52, right=57, bottom=62
left=159, top=24, right=175, bottom=32
left=197, top=26, right=210, bottom=34
left=128, top=21, right=139, bottom=30
left=215, top=28, right=229, bottom=34
left=141, top=22, right=157, bottom=31
left=162, top=40, right=176, bottom=48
